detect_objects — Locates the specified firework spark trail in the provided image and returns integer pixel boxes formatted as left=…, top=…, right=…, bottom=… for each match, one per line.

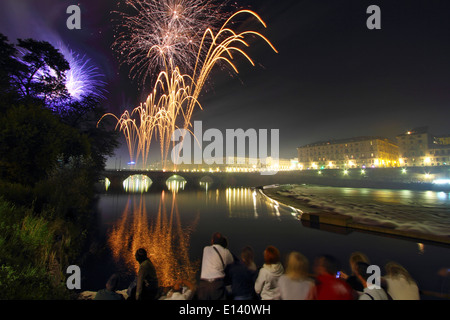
left=112, top=0, right=231, bottom=87
left=100, top=10, right=277, bottom=169
left=58, top=46, right=107, bottom=101
left=99, top=61, right=200, bottom=167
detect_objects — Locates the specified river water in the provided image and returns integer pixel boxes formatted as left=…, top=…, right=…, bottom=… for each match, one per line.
left=84, top=182, right=450, bottom=299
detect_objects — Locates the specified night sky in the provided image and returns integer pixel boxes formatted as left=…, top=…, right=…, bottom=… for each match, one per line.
left=1, top=0, right=450, bottom=162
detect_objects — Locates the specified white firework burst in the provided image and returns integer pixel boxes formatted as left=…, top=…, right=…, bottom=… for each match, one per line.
left=58, top=45, right=107, bottom=101
left=112, top=0, right=231, bottom=87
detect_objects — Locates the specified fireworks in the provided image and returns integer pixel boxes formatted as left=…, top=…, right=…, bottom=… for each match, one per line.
left=99, top=60, right=199, bottom=168
left=56, top=44, right=107, bottom=102
left=101, top=9, right=277, bottom=169
left=112, top=0, right=231, bottom=87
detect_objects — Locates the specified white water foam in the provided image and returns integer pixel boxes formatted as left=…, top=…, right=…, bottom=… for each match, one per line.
left=276, top=185, right=450, bottom=237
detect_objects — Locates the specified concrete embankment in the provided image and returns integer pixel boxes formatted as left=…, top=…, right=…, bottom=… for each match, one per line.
left=261, top=186, right=450, bottom=246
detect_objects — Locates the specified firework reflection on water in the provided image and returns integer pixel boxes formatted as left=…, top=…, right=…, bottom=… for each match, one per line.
left=107, top=191, right=199, bottom=287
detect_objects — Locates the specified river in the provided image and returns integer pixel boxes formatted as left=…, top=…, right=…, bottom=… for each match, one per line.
left=83, top=181, right=450, bottom=299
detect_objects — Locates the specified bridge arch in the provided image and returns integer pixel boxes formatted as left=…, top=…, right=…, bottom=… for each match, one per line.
left=166, top=175, right=187, bottom=193
left=199, top=175, right=214, bottom=190
left=123, top=174, right=153, bottom=192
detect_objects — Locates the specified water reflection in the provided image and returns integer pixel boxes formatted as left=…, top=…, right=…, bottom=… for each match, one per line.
left=224, top=188, right=300, bottom=220
left=107, top=192, right=199, bottom=287
left=123, top=174, right=152, bottom=193
left=417, top=243, right=425, bottom=255
left=226, top=188, right=254, bottom=218
left=93, top=185, right=450, bottom=296
left=199, top=182, right=210, bottom=192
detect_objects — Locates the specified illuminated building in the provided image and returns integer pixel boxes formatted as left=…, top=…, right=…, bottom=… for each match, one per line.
left=297, top=136, right=399, bottom=169
left=396, top=127, right=450, bottom=167
left=148, top=156, right=298, bottom=172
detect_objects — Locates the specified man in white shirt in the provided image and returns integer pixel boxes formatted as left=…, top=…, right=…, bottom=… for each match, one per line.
left=197, top=232, right=234, bottom=300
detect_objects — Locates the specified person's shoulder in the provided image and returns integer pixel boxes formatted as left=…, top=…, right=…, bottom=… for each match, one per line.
left=277, top=274, right=289, bottom=285
left=278, top=274, right=289, bottom=281
left=358, top=292, right=372, bottom=300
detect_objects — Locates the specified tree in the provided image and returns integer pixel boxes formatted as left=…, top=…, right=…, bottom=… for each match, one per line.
left=0, top=102, right=86, bottom=185
left=8, top=36, right=70, bottom=106
left=61, top=95, right=119, bottom=176
left=0, top=34, right=118, bottom=186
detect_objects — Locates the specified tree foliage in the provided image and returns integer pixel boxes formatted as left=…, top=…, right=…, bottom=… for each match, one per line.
left=0, top=33, right=118, bottom=299
left=0, top=32, right=117, bottom=186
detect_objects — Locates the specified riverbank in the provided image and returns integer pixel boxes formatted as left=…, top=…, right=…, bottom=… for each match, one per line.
left=260, top=184, right=450, bottom=245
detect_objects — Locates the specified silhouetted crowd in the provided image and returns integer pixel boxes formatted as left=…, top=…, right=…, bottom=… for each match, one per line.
left=94, top=232, right=423, bottom=301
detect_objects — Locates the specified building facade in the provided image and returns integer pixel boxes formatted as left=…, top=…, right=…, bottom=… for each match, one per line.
left=297, top=136, right=400, bottom=169
left=396, top=127, right=450, bottom=166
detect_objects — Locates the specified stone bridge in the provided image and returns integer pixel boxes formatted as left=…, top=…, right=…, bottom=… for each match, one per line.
left=100, top=166, right=450, bottom=192
left=100, top=169, right=305, bottom=191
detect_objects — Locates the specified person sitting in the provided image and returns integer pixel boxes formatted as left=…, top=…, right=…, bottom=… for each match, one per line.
left=94, top=273, right=125, bottom=300
left=160, top=279, right=195, bottom=300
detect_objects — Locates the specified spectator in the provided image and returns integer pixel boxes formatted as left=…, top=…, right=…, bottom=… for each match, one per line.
left=339, top=251, right=370, bottom=292
left=311, top=254, right=355, bottom=300
left=225, top=246, right=258, bottom=300
left=197, top=232, right=234, bottom=300
left=383, top=261, right=420, bottom=300
left=355, top=262, right=389, bottom=300
left=160, top=279, right=195, bottom=300
left=278, top=251, right=315, bottom=300
left=94, top=273, right=125, bottom=300
left=128, top=248, right=159, bottom=300
left=254, top=246, right=284, bottom=300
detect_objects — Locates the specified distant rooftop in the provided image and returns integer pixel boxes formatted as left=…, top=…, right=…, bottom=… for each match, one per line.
left=298, top=136, right=395, bottom=148
left=396, top=126, right=429, bottom=137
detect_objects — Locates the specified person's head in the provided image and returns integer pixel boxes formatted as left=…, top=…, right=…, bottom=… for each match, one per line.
left=349, top=252, right=370, bottom=274
left=314, top=254, right=340, bottom=276
left=135, top=248, right=148, bottom=264
left=241, top=246, right=255, bottom=268
left=105, top=273, right=120, bottom=292
left=385, top=261, right=414, bottom=283
left=285, top=251, right=309, bottom=281
left=354, top=261, right=371, bottom=285
left=264, top=246, right=280, bottom=265
left=172, top=281, right=183, bottom=293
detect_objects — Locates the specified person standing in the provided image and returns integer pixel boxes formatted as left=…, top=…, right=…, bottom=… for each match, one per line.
left=310, top=254, right=355, bottom=300
left=278, top=251, right=315, bottom=300
left=225, top=246, right=258, bottom=300
left=254, top=246, right=284, bottom=300
left=383, top=261, right=420, bottom=300
left=339, top=251, right=370, bottom=293
left=197, top=232, right=234, bottom=300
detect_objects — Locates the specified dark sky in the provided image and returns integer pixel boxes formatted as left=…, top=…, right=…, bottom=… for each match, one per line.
left=1, top=0, right=450, bottom=162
